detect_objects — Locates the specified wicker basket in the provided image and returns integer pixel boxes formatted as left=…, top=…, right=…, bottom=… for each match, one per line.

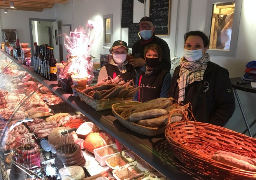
left=112, top=102, right=165, bottom=136
left=76, top=88, right=133, bottom=111
left=165, top=120, right=256, bottom=179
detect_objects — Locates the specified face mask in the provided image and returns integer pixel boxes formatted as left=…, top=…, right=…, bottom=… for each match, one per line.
left=184, top=49, right=203, bottom=61
left=145, top=57, right=160, bottom=68
left=139, top=30, right=152, bottom=40
left=113, top=53, right=127, bottom=64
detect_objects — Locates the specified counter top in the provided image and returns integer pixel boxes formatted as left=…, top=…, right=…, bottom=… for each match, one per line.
left=2, top=51, right=207, bottom=180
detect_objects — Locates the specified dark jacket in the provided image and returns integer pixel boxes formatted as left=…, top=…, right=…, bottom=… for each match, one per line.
left=169, top=61, right=235, bottom=126
left=132, top=34, right=171, bottom=71
left=105, top=63, right=136, bottom=83
left=134, top=66, right=172, bottom=102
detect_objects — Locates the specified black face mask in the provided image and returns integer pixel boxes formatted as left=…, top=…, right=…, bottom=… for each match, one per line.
left=145, top=57, right=160, bottom=68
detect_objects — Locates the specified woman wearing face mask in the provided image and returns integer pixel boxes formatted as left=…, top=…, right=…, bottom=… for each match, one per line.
left=168, top=31, right=235, bottom=127
left=133, top=44, right=172, bottom=102
left=97, top=40, right=136, bottom=84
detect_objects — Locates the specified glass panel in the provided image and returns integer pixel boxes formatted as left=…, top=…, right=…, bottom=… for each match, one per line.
left=209, top=1, right=235, bottom=51
left=105, top=18, right=111, bottom=44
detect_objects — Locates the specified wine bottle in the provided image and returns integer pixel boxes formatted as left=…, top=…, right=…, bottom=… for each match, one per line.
left=33, top=42, right=37, bottom=71
left=49, top=47, right=57, bottom=81
left=34, top=45, right=39, bottom=72
left=37, top=45, right=43, bottom=74
left=16, top=39, right=21, bottom=60
left=40, top=45, right=45, bottom=76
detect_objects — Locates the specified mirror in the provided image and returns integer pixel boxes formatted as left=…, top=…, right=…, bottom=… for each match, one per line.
left=29, top=18, right=60, bottom=64
left=103, top=14, right=113, bottom=46
left=204, top=0, right=242, bottom=57
left=209, top=2, right=235, bottom=51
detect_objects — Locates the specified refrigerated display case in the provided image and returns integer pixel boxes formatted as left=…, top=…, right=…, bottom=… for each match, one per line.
left=0, top=50, right=208, bottom=180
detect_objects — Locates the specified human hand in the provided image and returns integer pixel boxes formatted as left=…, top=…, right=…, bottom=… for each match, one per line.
left=129, top=58, right=146, bottom=68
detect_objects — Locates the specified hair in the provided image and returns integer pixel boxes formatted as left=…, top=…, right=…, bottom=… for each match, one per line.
left=144, top=44, right=162, bottom=59
left=184, top=31, right=209, bottom=48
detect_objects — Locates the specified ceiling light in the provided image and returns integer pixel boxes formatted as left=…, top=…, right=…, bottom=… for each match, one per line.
left=10, top=1, right=14, bottom=8
left=4, top=8, right=7, bottom=13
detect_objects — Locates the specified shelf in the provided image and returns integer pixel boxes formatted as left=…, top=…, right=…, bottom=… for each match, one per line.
left=1, top=50, right=205, bottom=180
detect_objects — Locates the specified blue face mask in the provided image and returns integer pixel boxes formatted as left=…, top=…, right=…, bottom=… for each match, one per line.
left=139, top=30, right=152, bottom=40
left=184, top=49, right=203, bottom=61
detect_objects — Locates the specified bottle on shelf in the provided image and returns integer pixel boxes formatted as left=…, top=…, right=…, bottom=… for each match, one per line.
left=16, top=39, right=21, bottom=60
left=33, top=42, right=38, bottom=71
left=37, top=45, right=43, bottom=74
left=40, top=45, right=45, bottom=76
left=49, top=47, right=57, bottom=81
left=42, top=45, right=48, bottom=78
left=34, top=45, right=39, bottom=72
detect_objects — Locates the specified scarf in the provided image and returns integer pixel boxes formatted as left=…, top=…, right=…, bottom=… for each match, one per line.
left=109, top=57, right=128, bottom=74
left=178, top=53, right=210, bottom=102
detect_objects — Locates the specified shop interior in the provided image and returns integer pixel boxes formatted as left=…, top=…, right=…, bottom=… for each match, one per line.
left=0, top=0, right=256, bottom=179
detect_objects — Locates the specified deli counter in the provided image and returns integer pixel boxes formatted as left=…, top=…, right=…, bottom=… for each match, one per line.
left=0, top=50, right=205, bottom=180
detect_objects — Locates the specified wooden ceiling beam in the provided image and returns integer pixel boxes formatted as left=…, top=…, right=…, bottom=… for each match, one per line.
left=0, top=0, right=68, bottom=12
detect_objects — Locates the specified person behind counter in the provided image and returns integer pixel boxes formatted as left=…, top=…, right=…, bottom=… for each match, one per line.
left=129, top=16, right=171, bottom=72
left=168, top=30, right=235, bottom=126
left=133, top=44, right=172, bottom=102
left=97, top=40, right=136, bottom=84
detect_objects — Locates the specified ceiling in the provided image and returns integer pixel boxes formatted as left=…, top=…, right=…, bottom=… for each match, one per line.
left=0, top=0, right=68, bottom=12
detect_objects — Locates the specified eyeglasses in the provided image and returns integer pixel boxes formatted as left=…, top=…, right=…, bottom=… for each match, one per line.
left=139, top=25, right=152, bottom=30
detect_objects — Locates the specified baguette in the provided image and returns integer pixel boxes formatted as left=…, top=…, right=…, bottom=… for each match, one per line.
left=129, top=109, right=167, bottom=122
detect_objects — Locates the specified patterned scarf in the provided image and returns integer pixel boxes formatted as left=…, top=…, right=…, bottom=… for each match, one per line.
left=178, top=53, right=210, bottom=102
left=109, top=57, right=128, bottom=73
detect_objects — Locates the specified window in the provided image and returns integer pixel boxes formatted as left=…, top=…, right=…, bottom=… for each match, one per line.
left=103, top=14, right=113, bottom=46
left=204, top=0, right=242, bottom=56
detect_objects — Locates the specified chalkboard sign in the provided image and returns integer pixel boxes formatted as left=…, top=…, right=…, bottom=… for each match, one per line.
left=128, top=23, right=139, bottom=48
left=121, top=0, right=134, bottom=28
left=149, top=0, right=171, bottom=35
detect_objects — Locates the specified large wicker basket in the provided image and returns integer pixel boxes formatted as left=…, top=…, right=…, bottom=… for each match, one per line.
left=165, top=120, right=256, bottom=179
left=112, top=102, right=165, bottom=136
left=76, top=88, right=133, bottom=111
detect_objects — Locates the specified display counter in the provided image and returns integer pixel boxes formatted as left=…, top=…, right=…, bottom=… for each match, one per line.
left=0, top=50, right=207, bottom=180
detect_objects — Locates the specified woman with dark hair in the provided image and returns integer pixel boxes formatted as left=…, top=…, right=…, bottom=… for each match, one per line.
left=169, top=31, right=235, bottom=126
left=133, top=44, right=171, bottom=102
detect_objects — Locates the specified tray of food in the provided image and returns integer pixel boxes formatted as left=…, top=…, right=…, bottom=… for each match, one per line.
left=112, top=98, right=185, bottom=136
left=76, top=76, right=139, bottom=111
left=165, top=120, right=256, bottom=180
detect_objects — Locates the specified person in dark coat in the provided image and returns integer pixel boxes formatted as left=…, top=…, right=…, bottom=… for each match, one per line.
left=97, top=40, right=136, bottom=84
left=130, top=16, right=171, bottom=72
left=134, top=44, right=171, bottom=102
left=168, top=30, right=235, bottom=126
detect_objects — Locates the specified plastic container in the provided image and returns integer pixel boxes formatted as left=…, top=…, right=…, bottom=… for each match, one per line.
left=93, top=144, right=119, bottom=166
left=112, top=164, right=144, bottom=180
left=105, top=151, right=135, bottom=170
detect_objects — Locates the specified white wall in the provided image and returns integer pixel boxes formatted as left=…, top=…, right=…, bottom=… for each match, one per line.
left=1, top=0, right=256, bottom=135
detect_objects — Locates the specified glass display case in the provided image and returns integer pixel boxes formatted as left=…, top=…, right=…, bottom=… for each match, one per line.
left=0, top=51, right=175, bottom=180
left=0, top=49, right=216, bottom=180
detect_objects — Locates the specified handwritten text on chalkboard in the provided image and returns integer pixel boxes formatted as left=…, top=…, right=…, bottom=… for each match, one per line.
left=121, top=0, right=134, bottom=28
left=149, top=0, right=170, bottom=35
left=128, top=23, right=139, bottom=48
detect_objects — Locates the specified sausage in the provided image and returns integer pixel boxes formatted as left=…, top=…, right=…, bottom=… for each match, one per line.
left=132, top=98, right=172, bottom=113
left=129, top=109, right=168, bottom=122
left=212, top=152, right=256, bottom=171
left=103, top=86, right=125, bottom=99
left=137, top=115, right=169, bottom=127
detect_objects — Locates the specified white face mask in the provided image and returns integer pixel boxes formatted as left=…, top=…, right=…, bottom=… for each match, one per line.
left=113, top=53, right=127, bottom=64
left=184, top=49, right=203, bottom=61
